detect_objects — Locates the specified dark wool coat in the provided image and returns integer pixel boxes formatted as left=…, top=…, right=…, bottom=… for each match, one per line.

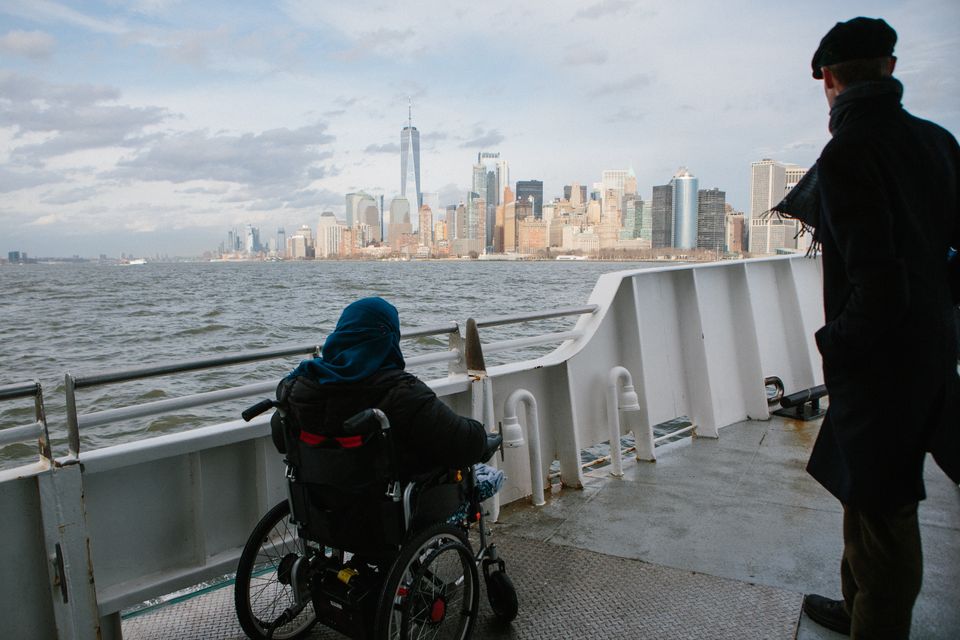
left=807, top=85, right=960, bottom=509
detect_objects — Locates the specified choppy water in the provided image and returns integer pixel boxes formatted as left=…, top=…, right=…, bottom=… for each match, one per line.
left=1, top=260, right=655, bottom=467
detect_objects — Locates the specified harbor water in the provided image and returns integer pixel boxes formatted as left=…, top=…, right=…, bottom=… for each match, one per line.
left=1, top=259, right=657, bottom=467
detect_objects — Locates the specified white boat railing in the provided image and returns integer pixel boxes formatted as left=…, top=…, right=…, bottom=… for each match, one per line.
left=0, top=254, right=824, bottom=640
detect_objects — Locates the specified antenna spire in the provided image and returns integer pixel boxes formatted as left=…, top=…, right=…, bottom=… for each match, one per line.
left=408, top=97, right=412, bottom=128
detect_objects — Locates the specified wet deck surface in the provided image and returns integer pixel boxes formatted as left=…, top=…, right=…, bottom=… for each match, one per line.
left=123, top=416, right=960, bottom=639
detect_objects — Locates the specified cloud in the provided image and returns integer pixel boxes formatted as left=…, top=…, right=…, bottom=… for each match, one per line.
left=604, top=107, right=646, bottom=123
left=112, top=122, right=336, bottom=195
left=460, top=128, right=504, bottom=149
left=1, top=0, right=128, bottom=35
left=40, top=185, right=102, bottom=204
left=0, top=72, right=169, bottom=161
left=0, top=165, right=64, bottom=192
left=563, top=46, right=608, bottom=66
left=595, top=73, right=654, bottom=96
left=0, top=30, right=56, bottom=58
left=365, top=142, right=400, bottom=154
left=421, top=131, right=447, bottom=142
left=574, top=0, right=636, bottom=20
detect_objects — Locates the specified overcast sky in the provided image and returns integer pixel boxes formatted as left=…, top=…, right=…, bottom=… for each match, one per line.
left=1, top=0, right=958, bottom=257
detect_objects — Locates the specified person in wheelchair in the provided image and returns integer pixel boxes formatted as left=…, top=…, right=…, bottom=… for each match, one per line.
left=237, top=297, right=516, bottom=640
left=276, top=296, right=501, bottom=560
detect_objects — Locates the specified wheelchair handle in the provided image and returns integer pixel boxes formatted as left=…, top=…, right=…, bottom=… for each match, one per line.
left=342, top=408, right=391, bottom=436
left=242, top=399, right=276, bottom=422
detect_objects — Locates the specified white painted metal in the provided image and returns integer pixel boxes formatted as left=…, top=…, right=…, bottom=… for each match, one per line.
left=606, top=366, right=649, bottom=478
left=0, top=255, right=824, bottom=640
left=501, top=389, right=546, bottom=507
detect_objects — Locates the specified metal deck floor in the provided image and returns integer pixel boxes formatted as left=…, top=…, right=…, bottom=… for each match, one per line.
left=122, top=415, right=960, bottom=639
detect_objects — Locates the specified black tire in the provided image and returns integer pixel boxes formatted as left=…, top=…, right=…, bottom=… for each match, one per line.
left=375, top=523, right=479, bottom=640
left=485, top=571, right=518, bottom=622
left=234, top=501, right=318, bottom=640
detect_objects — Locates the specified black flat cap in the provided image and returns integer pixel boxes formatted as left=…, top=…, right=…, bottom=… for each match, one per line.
left=811, top=17, right=897, bottom=79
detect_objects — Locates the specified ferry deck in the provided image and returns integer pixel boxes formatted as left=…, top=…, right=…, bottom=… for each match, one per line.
left=121, top=413, right=960, bottom=639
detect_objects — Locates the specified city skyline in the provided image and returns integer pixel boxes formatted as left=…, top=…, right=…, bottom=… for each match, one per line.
left=1, top=1, right=958, bottom=257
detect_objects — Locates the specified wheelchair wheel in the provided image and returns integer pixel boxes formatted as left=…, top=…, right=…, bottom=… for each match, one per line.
left=375, top=523, right=479, bottom=640
left=234, top=500, right=318, bottom=640
left=485, top=570, right=518, bottom=622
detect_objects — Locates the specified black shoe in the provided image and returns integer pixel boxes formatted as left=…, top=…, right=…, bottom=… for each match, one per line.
left=803, top=594, right=851, bottom=635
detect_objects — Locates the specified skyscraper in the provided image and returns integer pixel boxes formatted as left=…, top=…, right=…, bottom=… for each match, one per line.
left=749, top=159, right=787, bottom=221
left=601, top=169, right=629, bottom=222
left=400, top=100, right=422, bottom=209
left=651, top=184, right=673, bottom=249
left=671, top=168, right=699, bottom=250
left=515, top=180, right=543, bottom=218
left=696, top=188, right=726, bottom=252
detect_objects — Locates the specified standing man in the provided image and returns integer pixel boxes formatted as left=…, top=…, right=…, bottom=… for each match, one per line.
left=800, top=17, right=960, bottom=639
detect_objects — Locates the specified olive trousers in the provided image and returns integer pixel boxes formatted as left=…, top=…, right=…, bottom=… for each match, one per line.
left=841, top=502, right=922, bottom=639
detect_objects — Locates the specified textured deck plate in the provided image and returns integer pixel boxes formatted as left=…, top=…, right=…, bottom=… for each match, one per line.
left=123, top=533, right=801, bottom=640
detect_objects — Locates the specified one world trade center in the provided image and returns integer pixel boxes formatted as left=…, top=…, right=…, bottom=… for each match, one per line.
left=400, top=100, right=422, bottom=210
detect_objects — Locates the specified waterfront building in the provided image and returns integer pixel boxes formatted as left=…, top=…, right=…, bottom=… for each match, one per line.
left=749, top=159, right=787, bottom=250
left=696, top=188, right=726, bottom=253
left=469, top=197, right=486, bottom=250
left=400, top=102, right=422, bottom=209
left=586, top=200, right=602, bottom=225
left=518, top=218, right=547, bottom=253
left=601, top=169, right=629, bottom=222
left=784, top=165, right=812, bottom=253
left=749, top=211, right=800, bottom=255
left=725, top=210, right=745, bottom=253
left=317, top=212, right=340, bottom=258
left=638, top=201, right=653, bottom=244
left=515, top=180, right=543, bottom=218
left=387, top=197, right=413, bottom=248
left=671, top=168, right=699, bottom=250
left=443, top=204, right=457, bottom=242
left=418, top=205, right=433, bottom=249
left=276, top=227, right=286, bottom=258
left=454, top=203, right=467, bottom=241
left=345, top=193, right=363, bottom=228
left=651, top=184, right=673, bottom=249
left=433, top=218, right=446, bottom=243
left=750, top=159, right=787, bottom=220
left=502, top=200, right=517, bottom=253
left=564, top=183, right=587, bottom=207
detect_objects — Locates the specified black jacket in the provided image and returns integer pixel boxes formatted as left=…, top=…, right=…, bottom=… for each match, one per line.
left=280, top=369, right=488, bottom=480
left=807, top=83, right=960, bottom=508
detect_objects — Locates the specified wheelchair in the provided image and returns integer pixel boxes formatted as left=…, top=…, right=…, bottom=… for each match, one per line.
left=236, top=400, right=518, bottom=640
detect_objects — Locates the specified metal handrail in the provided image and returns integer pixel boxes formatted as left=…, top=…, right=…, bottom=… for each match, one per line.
left=472, top=305, right=598, bottom=328
left=63, top=322, right=462, bottom=458
left=466, top=305, right=599, bottom=372
left=0, top=380, right=52, bottom=460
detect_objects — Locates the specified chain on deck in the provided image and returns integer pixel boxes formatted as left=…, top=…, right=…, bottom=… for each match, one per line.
left=122, top=533, right=801, bottom=640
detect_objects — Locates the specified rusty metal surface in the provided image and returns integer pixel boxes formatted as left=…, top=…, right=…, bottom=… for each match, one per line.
left=122, top=533, right=801, bottom=640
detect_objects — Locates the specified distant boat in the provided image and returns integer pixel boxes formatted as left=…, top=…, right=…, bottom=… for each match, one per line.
left=126, top=258, right=147, bottom=265
left=555, top=255, right=587, bottom=261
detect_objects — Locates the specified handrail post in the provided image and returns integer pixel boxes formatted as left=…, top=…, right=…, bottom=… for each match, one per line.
left=34, top=381, right=53, bottom=462
left=65, top=373, right=80, bottom=460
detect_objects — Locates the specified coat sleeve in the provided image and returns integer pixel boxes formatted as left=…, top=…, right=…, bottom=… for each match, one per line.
left=383, top=375, right=488, bottom=468
left=814, top=143, right=911, bottom=367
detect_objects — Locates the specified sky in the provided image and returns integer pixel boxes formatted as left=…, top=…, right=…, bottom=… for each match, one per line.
left=1, top=0, right=958, bottom=258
